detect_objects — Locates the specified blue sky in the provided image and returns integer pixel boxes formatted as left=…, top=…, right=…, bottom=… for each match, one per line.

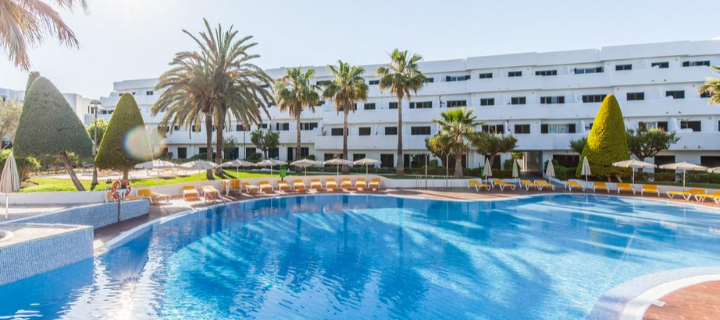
left=1, top=0, right=717, bottom=98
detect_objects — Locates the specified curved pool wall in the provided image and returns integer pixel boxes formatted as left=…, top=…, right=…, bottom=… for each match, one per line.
left=2, top=194, right=720, bottom=319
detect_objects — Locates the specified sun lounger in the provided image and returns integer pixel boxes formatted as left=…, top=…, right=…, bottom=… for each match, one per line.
left=340, top=178, right=353, bottom=190
left=258, top=181, right=274, bottom=194
left=229, top=179, right=242, bottom=194
left=519, top=179, right=539, bottom=190
left=534, top=180, right=555, bottom=191
left=694, top=191, right=720, bottom=203
left=566, top=181, right=585, bottom=191
left=468, top=180, right=491, bottom=191
left=182, top=186, right=200, bottom=201
left=242, top=182, right=260, bottom=194
left=355, top=178, right=367, bottom=190
left=667, top=188, right=706, bottom=201
left=310, top=179, right=323, bottom=191
left=325, top=179, right=338, bottom=191
left=277, top=180, right=292, bottom=192
left=491, top=179, right=516, bottom=191
left=293, top=179, right=306, bottom=192
left=616, top=183, right=635, bottom=194
left=202, top=185, right=221, bottom=203
left=137, top=188, right=170, bottom=204
left=640, top=184, right=659, bottom=196
left=593, top=182, right=610, bottom=193
left=369, top=178, right=382, bottom=191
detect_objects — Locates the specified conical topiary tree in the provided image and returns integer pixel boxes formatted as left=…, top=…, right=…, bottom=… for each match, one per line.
left=576, top=94, right=629, bottom=180
left=95, top=94, right=152, bottom=179
left=14, top=76, right=92, bottom=191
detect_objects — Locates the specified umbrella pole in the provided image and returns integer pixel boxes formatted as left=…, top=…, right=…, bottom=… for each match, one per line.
left=683, top=170, right=686, bottom=190
left=5, top=194, right=8, bottom=220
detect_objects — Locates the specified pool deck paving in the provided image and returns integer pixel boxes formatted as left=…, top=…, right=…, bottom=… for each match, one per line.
left=57, top=187, right=720, bottom=320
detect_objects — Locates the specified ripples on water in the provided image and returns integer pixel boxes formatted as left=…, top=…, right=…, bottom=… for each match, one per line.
left=1, top=194, right=720, bottom=320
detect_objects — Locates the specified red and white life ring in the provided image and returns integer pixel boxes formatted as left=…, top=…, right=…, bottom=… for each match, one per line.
left=111, top=179, right=131, bottom=200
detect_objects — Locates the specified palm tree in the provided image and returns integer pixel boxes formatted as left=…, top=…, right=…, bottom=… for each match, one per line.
left=275, top=68, right=320, bottom=164
left=431, top=108, right=479, bottom=178
left=1, top=0, right=87, bottom=69
left=376, top=49, right=427, bottom=175
left=322, top=61, right=368, bottom=173
left=472, top=133, right=518, bottom=169
left=700, top=65, right=720, bottom=105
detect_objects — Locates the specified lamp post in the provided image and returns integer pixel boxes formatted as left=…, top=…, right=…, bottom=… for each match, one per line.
left=89, top=100, right=102, bottom=188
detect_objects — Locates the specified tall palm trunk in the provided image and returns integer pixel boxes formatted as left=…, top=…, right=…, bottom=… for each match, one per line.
left=204, top=112, right=213, bottom=180
left=214, top=113, right=224, bottom=175
left=342, top=107, right=349, bottom=174
left=454, top=152, right=464, bottom=178
left=296, top=115, right=302, bottom=165
left=395, top=96, right=404, bottom=175
left=59, top=151, right=85, bottom=191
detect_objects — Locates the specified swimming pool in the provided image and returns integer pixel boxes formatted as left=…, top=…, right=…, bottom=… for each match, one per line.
left=1, top=194, right=719, bottom=319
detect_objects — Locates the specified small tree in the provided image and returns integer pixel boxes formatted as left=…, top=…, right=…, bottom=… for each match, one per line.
left=569, top=137, right=587, bottom=155
left=472, top=133, right=518, bottom=167
left=86, top=118, right=109, bottom=148
left=0, top=98, right=22, bottom=145
left=431, top=108, right=479, bottom=178
left=223, top=136, right=237, bottom=160
left=626, top=128, right=680, bottom=166
left=95, top=94, right=152, bottom=179
left=250, top=129, right=279, bottom=159
left=425, top=136, right=450, bottom=168
left=576, top=94, right=629, bottom=180
left=13, top=77, right=92, bottom=191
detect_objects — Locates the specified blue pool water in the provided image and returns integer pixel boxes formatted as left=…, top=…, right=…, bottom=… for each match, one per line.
left=1, top=194, right=720, bottom=319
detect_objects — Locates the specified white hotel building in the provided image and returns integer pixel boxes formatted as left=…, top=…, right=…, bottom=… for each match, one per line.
left=86, top=40, right=720, bottom=173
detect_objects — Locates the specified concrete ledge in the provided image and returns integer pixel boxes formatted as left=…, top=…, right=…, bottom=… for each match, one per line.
left=0, top=224, right=93, bottom=285
left=0, top=200, right=150, bottom=229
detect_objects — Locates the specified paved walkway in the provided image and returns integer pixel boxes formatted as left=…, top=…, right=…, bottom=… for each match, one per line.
left=0, top=204, right=79, bottom=222
left=643, top=281, right=720, bottom=320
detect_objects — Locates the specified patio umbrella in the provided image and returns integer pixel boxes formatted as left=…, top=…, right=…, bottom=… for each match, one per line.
left=483, top=158, right=492, bottom=181
left=221, top=159, right=255, bottom=174
left=134, top=160, right=177, bottom=169
left=256, top=159, right=287, bottom=177
left=545, top=160, right=555, bottom=180
left=708, top=166, right=720, bottom=173
left=353, top=158, right=381, bottom=180
left=581, top=156, right=591, bottom=182
left=291, top=159, right=321, bottom=176
left=511, top=159, right=519, bottom=179
left=612, top=159, right=656, bottom=185
left=0, top=153, right=20, bottom=220
left=659, top=162, right=707, bottom=190
left=180, top=160, right=218, bottom=170
left=323, top=158, right=353, bottom=177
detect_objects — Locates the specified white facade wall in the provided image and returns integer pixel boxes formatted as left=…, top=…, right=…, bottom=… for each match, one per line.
left=93, top=40, right=720, bottom=170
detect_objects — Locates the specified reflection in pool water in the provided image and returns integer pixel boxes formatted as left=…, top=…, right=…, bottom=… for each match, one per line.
left=1, top=194, right=719, bottom=319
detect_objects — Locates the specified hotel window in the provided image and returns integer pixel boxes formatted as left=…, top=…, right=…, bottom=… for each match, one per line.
left=389, top=102, right=398, bottom=109
left=540, top=124, right=576, bottom=134
left=409, top=101, right=432, bottom=109
left=245, top=147, right=257, bottom=157
left=353, top=154, right=366, bottom=161
left=380, top=154, right=394, bottom=168
left=574, top=66, right=604, bottom=74
left=359, top=127, right=371, bottom=136
left=481, top=124, right=505, bottom=134
left=236, top=124, right=248, bottom=131
left=191, top=125, right=200, bottom=132
left=638, top=121, right=668, bottom=132
left=446, top=100, right=467, bottom=108
left=478, top=73, right=493, bottom=79
left=615, top=64, right=632, bottom=71
left=331, top=128, right=343, bottom=136
left=508, top=71, right=522, bottom=77
left=701, top=91, right=711, bottom=98
left=146, top=90, right=154, bottom=95
left=514, top=124, right=531, bottom=134
left=683, top=60, right=710, bottom=67
left=268, top=148, right=279, bottom=159
left=535, top=70, right=557, bottom=76
left=651, top=62, right=669, bottom=69
left=177, top=147, right=187, bottom=159
left=680, top=120, right=701, bottom=132
left=511, top=97, right=526, bottom=105
left=446, top=75, right=471, bottom=82
left=411, top=126, right=431, bottom=135
left=627, top=92, right=645, bottom=101
left=324, top=153, right=343, bottom=161
left=260, top=84, right=270, bottom=89
left=316, top=100, right=325, bottom=106
left=666, top=90, right=685, bottom=99
left=364, top=103, right=376, bottom=110
left=480, top=98, right=495, bottom=106
left=275, top=123, right=290, bottom=131
left=540, top=96, right=565, bottom=104
left=259, top=123, right=268, bottom=129
left=316, top=80, right=331, bottom=86
left=582, top=94, right=607, bottom=103
left=173, top=125, right=180, bottom=131
left=424, top=78, right=434, bottom=83
left=385, top=126, right=397, bottom=135
left=369, top=80, right=379, bottom=85
left=301, top=122, right=318, bottom=131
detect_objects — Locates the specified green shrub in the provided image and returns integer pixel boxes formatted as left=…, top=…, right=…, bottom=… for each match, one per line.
left=429, top=159, right=439, bottom=169
left=576, top=94, right=629, bottom=180
left=0, top=149, right=40, bottom=181
left=244, top=152, right=262, bottom=163
left=95, top=94, right=152, bottom=178
left=554, top=165, right=577, bottom=181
